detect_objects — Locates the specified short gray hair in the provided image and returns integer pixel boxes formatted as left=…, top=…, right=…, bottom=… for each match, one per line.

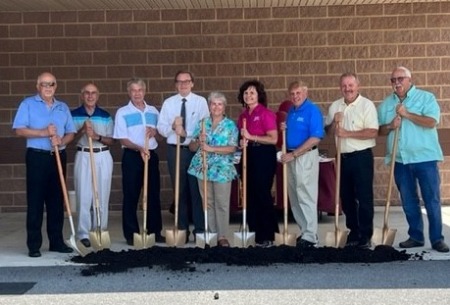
left=394, top=66, right=412, bottom=78
left=207, top=91, right=227, bottom=107
left=127, top=77, right=147, bottom=91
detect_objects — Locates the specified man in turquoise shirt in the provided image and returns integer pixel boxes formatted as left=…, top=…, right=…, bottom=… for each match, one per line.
left=378, top=66, right=448, bottom=253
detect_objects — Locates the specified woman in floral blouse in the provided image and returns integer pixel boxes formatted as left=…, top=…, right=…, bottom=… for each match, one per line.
left=188, top=91, right=238, bottom=247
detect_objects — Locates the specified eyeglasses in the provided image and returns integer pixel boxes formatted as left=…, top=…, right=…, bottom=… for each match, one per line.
left=175, top=80, right=192, bottom=85
left=83, top=91, right=98, bottom=95
left=39, top=82, right=56, bottom=88
left=390, top=77, right=408, bottom=84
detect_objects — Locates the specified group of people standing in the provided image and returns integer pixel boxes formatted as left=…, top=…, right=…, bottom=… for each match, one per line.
left=13, top=65, right=449, bottom=258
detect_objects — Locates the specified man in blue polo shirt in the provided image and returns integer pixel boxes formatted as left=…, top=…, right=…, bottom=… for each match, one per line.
left=12, top=72, right=76, bottom=258
left=279, top=81, right=324, bottom=249
left=71, top=83, right=114, bottom=249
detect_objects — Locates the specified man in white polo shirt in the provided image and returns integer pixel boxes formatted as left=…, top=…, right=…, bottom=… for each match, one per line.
left=114, top=78, right=164, bottom=245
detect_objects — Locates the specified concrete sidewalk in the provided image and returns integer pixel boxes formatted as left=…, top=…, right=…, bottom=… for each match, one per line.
left=1, top=206, right=450, bottom=267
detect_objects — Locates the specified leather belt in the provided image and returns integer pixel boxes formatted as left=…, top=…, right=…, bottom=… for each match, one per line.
left=28, top=148, right=65, bottom=155
left=341, top=148, right=371, bottom=158
left=77, top=146, right=109, bottom=153
left=287, top=145, right=317, bottom=153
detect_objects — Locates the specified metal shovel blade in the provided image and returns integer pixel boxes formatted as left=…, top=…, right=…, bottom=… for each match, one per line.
left=372, top=227, right=397, bottom=246
left=196, top=232, right=218, bottom=249
left=89, top=230, right=111, bottom=251
left=274, top=231, right=297, bottom=247
left=133, top=231, right=155, bottom=250
left=75, top=240, right=91, bottom=256
left=165, top=228, right=187, bottom=247
left=65, top=233, right=84, bottom=256
left=233, top=231, right=256, bottom=248
left=325, top=229, right=349, bottom=248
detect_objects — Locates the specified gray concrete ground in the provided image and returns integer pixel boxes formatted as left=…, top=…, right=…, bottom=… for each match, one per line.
left=1, top=207, right=450, bottom=305
left=1, top=206, right=450, bottom=267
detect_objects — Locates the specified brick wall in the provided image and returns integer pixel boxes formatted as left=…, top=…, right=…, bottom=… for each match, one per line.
left=1, top=2, right=450, bottom=212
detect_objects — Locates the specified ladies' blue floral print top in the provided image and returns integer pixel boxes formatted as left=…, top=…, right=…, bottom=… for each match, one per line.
left=188, top=116, right=238, bottom=183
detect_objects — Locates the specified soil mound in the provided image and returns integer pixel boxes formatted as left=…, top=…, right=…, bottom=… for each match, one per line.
left=71, top=245, right=414, bottom=276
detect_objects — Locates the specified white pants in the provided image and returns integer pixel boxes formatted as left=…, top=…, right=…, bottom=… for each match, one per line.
left=197, top=179, right=231, bottom=239
left=74, top=150, right=113, bottom=240
left=287, top=149, right=319, bottom=243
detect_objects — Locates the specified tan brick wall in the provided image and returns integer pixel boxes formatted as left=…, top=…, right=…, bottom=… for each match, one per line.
left=1, top=2, right=450, bottom=212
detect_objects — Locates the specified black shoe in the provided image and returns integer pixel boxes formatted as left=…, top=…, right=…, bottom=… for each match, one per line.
left=432, top=241, right=449, bottom=253
left=185, top=231, right=191, bottom=244
left=28, top=250, right=41, bottom=258
left=155, top=235, right=166, bottom=243
left=357, top=239, right=371, bottom=249
left=399, top=238, right=424, bottom=248
left=297, top=239, right=316, bottom=249
left=256, top=240, right=274, bottom=248
left=49, top=245, right=74, bottom=253
left=80, top=238, right=91, bottom=248
left=126, top=239, right=133, bottom=246
left=345, top=240, right=359, bottom=247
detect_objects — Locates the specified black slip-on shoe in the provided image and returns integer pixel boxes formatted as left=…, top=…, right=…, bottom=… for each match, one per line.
left=28, top=250, right=41, bottom=258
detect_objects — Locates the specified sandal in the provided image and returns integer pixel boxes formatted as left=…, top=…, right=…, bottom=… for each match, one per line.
left=218, top=238, right=230, bottom=247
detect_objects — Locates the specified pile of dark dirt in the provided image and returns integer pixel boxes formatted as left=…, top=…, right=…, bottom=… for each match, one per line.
left=71, top=245, right=415, bottom=276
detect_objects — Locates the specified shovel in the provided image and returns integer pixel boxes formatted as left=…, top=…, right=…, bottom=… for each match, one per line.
left=134, top=135, right=156, bottom=249
left=372, top=127, right=399, bottom=246
left=87, top=136, right=111, bottom=251
left=196, top=121, right=218, bottom=248
left=234, top=119, right=255, bottom=248
left=325, top=132, right=349, bottom=248
left=274, top=125, right=296, bottom=246
left=53, top=144, right=83, bottom=256
left=166, top=134, right=187, bottom=247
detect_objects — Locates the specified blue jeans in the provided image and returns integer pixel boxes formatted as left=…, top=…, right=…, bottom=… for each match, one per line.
left=394, top=161, right=444, bottom=245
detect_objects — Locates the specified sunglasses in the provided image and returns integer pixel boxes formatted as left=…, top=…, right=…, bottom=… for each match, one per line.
left=39, top=82, right=56, bottom=88
left=390, top=77, right=408, bottom=84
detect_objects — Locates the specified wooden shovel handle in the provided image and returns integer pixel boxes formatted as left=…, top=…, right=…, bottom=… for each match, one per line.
left=174, top=134, right=180, bottom=230
left=88, top=136, right=102, bottom=228
left=201, top=120, right=208, bottom=213
left=142, top=135, right=149, bottom=231
left=54, top=145, right=72, bottom=218
left=282, top=125, right=288, bottom=233
left=334, top=129, right=341, bottom=231
left=383, top=127, right=399, bottom=227
left=242, top=119, right=248, bottom=231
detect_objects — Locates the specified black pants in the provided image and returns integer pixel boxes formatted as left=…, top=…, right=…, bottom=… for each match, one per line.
left=26, top=149, right=66, bottom=251
left=121, top=149, right=162, bottom=241
left=340, top=148, right=374, bottom=242
left=246, top=144, right=279, bottom=243
left=167, top=145, right=204, bottom=234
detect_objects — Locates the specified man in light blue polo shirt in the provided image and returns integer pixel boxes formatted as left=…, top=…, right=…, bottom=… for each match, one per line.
left=12, top=72, right=76, bottom=258
left=378, top=66, right=449, bottom=253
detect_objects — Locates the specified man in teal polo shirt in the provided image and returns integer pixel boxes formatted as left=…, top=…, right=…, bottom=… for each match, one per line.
left=12, top=72, right=76, bottom=258
left=378, top=66, right=449, bottom=253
